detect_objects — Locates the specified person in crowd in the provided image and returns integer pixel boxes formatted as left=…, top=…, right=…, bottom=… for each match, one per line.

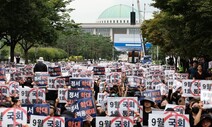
left=188, top=61, right=198, bottom=79
left=171, top=86, right=183, bottom=105
left=195, top=114, right=212, bottom=127
left=94, top=78, right=100, bottom=100
left=22, top=77, right=33, bottom=88
left=11, top=97, right=21, bottom=108
left=193, top=64, right=209, bottom=80
left=189, top=100, right=204, bottom=127
left=140, top=96, right=155, bottom=126
left=33, top=57, right=47, bottom=73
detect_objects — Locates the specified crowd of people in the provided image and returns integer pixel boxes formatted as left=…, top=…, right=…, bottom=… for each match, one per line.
left=0, top=57, right=212, bottom=127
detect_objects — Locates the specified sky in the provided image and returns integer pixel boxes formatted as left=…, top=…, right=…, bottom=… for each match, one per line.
left=69, top=0, right=159, bottom=23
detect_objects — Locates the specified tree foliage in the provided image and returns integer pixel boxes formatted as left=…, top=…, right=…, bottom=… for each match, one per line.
left=142, top=0, right=212, bottom=59
left=0, top=0, right=74, bottom=62
left=28, top=47, right=68, bottom=62
left=56, top=29, right=115, bottom=61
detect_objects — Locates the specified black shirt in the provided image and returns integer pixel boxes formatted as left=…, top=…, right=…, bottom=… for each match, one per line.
left=143, top=109, right=152, bottom=126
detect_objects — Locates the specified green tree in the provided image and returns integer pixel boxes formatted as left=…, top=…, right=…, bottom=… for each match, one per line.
left=143, top=0, right=212, bottom=61
left=56, top=29, right=114, bottom=60
left=0, top=0, right=73, bottom=62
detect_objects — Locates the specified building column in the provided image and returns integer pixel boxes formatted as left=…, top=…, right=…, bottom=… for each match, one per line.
left=93, top=28, right=97, bottom=35
left=110, top=28, right=113, bottom=41
left=127, top=28, right=130, bottom=34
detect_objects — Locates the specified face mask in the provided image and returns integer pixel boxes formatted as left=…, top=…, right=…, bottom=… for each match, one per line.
left=99, top=112, right=106, bottom=116
left=160, top=106, right=166, bottom=109
left=192, top=107, right=199, bottom=114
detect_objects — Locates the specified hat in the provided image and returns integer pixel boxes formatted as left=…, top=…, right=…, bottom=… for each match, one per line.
left=140, top=96, right=155, bottom=106
left=37, top=57, right=44, bottom=62
left=200, top=114, right=212, bottom=123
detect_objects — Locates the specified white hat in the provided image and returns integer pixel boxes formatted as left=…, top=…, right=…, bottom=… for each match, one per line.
left=37, top=57, right=44, bottom=62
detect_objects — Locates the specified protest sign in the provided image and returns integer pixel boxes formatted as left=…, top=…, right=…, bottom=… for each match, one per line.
left=72, top=71, right=93, bottom=78
left=19, top=87, right=46, bottom=104
left=48, top=77, right=66, bottom=90
left=11, top=71, right=23, bottom=81
left=22, top=104, right=50, bottom=123
left=0, top=84, right=9, bottom=97
left=34, top=72, right=49, bottom=87
left=96, top=117, right=134, bottom=127
left=149, top=113, right=164, bottom=127
left=200, top=80, right=212, bottom=91
left=165, top=104, right=185, bottom=114
left=67, top=89, right=92, bottom=100
left=149, top=111, right=190, bottom=127
left=8, top=81, right=19, bottom=96
left=107, top=72, right=122, bottom=84
left=48, top=66, right=62, bottom=77
left=0, top=68, right=6, bottom=81
left=0, top=107, right=27, bottom=127
left=155, top=83, right=168, bottom=96
left=164, top=111, right=190, bottom=127
left=201, top=90, right=212, bottom=109
left=69, top=78, right=93, bottom=88
left=167, top=79, right=174, bottom=88
left=182, top=80, right=200, bottom=97
left=164, top=70, right=175, bottom=79
left=142, top=90, right=162, bottom=104
left=127, top=76, right=141, bottom=88
left=30, top=115, right=65, bottom=127
left=93, top=67, right=105, bottom=75
left=97, top=93, right=105, bottom=104
left=175, top=73, right=188, bottom=81
left=66, top=97, right=96, bottom=120
left=0, top=84, right=9, bottom=103
left=145, top=79, right=161, bottom=89
left=61, top=67, right=69, bottom=76
left=65, top=118, right=83, bottom=127
left=23, top=65, right=34, bottom=77
left=107, top=97, right=138, bottom=118
left=58, top=88, right=68, bottom=103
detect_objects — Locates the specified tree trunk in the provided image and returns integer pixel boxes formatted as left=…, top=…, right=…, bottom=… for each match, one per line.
left=10, top=42, right=15, bottom=63
left=175, top=56, right=178, bottom=70
left=24, top=50, right=29, bottom=64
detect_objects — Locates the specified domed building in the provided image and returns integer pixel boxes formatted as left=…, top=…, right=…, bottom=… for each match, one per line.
left=81, top=4, right=141, bottom=41
left=97, top=4, right=140, bottom=24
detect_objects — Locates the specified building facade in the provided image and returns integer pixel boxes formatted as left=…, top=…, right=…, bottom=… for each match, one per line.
left=80, top=4, right=141, bottom=41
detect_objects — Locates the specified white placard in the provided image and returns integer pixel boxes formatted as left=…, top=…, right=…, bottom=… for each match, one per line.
left=58, top=88, right=68, bottom=103
left=107, top=97, right=138, bottom=117
left=19, top=87, right=46, bottom=104
left=200, top=80, right=212, bottom=91
left=48, top=77, right=66, bottom=90
left=30, top=115, right=65, bottom=127
left=182, top=80, right=200, bottom=97
left=201, top=90, right=212, bottom=109
left=0, top=107, right=27, bottom=127
left=96, top=117, right=134, bottom=127
left=165, top=104, right=185, bottom=114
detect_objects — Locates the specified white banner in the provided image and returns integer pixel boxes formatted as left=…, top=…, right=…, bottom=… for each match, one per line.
left=30, top=115, right=65, bottom=127
left=201, top=90, right=212, bottom=109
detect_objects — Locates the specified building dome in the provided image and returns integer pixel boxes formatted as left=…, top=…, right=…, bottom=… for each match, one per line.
left=97, top=4, right=139, bottom=24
